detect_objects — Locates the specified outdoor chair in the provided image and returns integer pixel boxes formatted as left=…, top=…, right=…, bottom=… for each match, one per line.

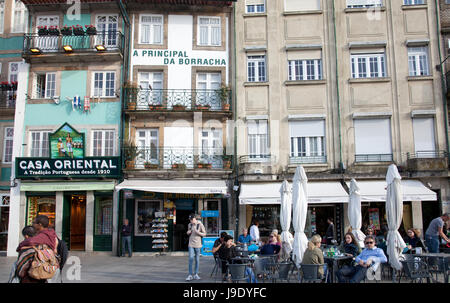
left=227, top=263, right=249, bottom=283
left=253, top=257, right=270, bottom=282
left=399, top=260, right=432, bottom=283
left=214, top=258, right=229, bottom=283
left=427, top=256, right=449, bottom=283
left=210, top=255, right=219, bottom=278
left=270, top=262, right=292, bottom=283
left=298, top=264, right=323, bottom=283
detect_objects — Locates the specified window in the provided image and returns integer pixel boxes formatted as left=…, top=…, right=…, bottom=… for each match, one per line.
left=92, top=130, right=115, bottom=156
left=200, top=128, right=222, bottom=168
left=403, top=0, right=424, bottom=4
left=289, top=120, right=326, bottom=163
left=408, top=47, right=429, bottom=76
left=138, top=72, right=163, bottom=105
left=94, top=197, right=112, bottom=236
left=354, top=118, right=392, bottom=162
left=135, top=200, right=162, bottom=235
left=3, top=127, right=14, bottom=163
left=198, top=17, right=221, bottom=46
left=347, top=0, right=383, bottom=8
left=96, top=15, right=118, bottom=48
left=351, top=53, right=386, bottom=78
left=0, top=0, right=4, bottom=33
left=12, top=1, right=28, bottom=33
left=196, top=72, right=221, bottom=109
left=139, top=15, right=163, bottom=44
left=36, top=16, right=59, bottom=51
left=247, top=55, right=266, bottom=82
left=413, top=118, right=436, bottom=157
left=246, top=0, right=265, bottom=13
left=288, top=59, right=322, bottom=81
left=30, top=131, right=50, bottom=157
left=9, top=62, right=19, bottom=83
left=285, top=0, right=321, bottom=11
left=35, top=72, right=56, bottom=99
left=136, top=128, right=159, bottom=165
left=92, top=71, right=116, bottom=97
left=248, top=120, right=269, bottom=160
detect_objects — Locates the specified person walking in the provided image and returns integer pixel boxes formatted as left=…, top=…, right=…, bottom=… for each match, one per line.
left=121, top=218, right=132, bottom=257
left=424, top=213, right=450, bottom=253
left=325, top=217, right=335, bottom=245
left=186, top=214, right=206, bottom=281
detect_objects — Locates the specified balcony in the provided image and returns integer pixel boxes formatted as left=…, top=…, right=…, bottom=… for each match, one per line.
left=290, top=155, right=327, bottom=165
left=123, top=147, right=233, bottom=171
left=407, top=151, right=448, bottom=171
left=355, top=154, right=393, bottom=163
left=124, top=88, right=232, bottom=114
left=0, top=91, right=16, bottom=116
left=22, top=32, right=124, bottom=63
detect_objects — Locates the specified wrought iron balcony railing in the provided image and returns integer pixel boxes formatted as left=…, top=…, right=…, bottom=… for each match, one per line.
left=123, top=147, right=233, bottom=170
left=124, top=88, right=232, bottom=112
left=355, top=154, right=393, bottom=162
left=23, top=31, right=124, bottom=55
left=0, top=91, right=16, bottom=109
left=290, top=155, right=327, bottom=164
left=406, top=151, right=448, bottom=159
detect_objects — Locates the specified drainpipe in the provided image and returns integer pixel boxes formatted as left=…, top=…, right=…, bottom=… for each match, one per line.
left=435, top=0, right=450, bottom=156
left=331, top=1, right=344, bottom=173
left=233, top=2, right=239, bottom=236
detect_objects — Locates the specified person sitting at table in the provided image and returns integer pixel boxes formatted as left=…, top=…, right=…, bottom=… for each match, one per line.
left=336, top=235, right=387, bottom=283
left=339, top=232, right=361, bottom=257
left=301, top=234, right=326, bottom=281
left=260, top=233, right=281, bottom=255
left=215, top=235, right=237, bottom=281
left=212, top=231, right=228, bottom=258
left=271, top=229, right=282, bottom=246
left=237, top=228, right=252, bottom=245
left=403, top=228, right=426, bottom=253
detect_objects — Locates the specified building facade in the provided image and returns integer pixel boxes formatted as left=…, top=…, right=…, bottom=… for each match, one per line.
left=235, top=0, right=449, bottom=242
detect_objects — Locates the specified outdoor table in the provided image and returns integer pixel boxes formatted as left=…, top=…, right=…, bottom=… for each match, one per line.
left=231, top=256, right=254, bottom=264
left=412, top=253, right=449, bottom=283
left=323, top=255, right=353, bottom=283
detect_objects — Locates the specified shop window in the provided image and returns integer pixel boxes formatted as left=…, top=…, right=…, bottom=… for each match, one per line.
left=203, top=199, right=221, bottom=235
left=27, top=196, right=56, bottom=227
left=95, top=197, right=112, bottom=235
left=135, top=200, right=161, bottom=236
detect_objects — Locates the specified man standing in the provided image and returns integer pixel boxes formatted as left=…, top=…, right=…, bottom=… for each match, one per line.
left=186, top=214, right=206, bottom=281
left=121, top=218, right=132, bottom=257
left=425, top=213, right=450, bottom=253
left=325, top=217, right=335, bottom=245
left=249, top=219, right=260, bottom=244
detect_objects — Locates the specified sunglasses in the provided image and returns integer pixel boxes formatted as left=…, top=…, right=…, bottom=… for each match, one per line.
left=365, top=241, right=374, bottom=244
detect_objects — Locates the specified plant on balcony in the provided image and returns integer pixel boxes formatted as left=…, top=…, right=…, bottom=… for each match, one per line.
left=10, top=81, right=18, bottom=91
left=123, top=81, right=139, bottom=110
left=85, top=25, right=97, bottom=35
left=171, top=163, right=186, bottom=170
left=73, top=25, right=85, bottom=36
left=195, top=104, right=211, bottom=111
left=37, top=26, right=49, bottom=36
left=61, top=25, right=73, bottom=36
left=216, top=85, right=230, bottom=110
left=149, top=104, right=164, bottom=111
left=0, top=82, right=9, bottom=91
left=48, top=26, right=60, bottom=36
left=172, top=103, right=186, bottom=111
left=222, top=151, right=232, bottom=169
left=144, top=161, right=159, bottom=169
left=123, top=141, right=141, bottom=170
left=197, top=161, right=212, bottom=169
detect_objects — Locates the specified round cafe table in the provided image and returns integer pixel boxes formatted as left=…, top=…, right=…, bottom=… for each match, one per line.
left=323, top=255, right=354, bottom=283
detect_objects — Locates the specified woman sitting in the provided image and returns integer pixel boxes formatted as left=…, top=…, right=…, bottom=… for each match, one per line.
left=403, top=228, right=426, bottom=253
left=260, top=233, right=281, bottom=255
left=301, top=234, right=326, bottom=281
left=339, top=232, right=361, bottom=257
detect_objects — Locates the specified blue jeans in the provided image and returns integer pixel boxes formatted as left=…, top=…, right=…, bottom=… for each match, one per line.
left=188, top=247, right=201, bottom=275
left=425, top=235, right=440, bottom=253
left=336, top=265, right=368, bottom=283
left=122, top=236, right=132, bottom=257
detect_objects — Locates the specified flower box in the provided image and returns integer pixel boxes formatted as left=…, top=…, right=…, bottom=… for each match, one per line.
left=61, top=26, right=73, bottom=36
left=144, top=163, right=159, bottom=169
left=73, top=25, right=85, bottom=36
left=10, top=82, right=18, bottom=91
left=172, top=163, right=186, bottom=170
left=195, top=105, right=211, bottom=111
left=1, top=82, right=9, bottom=91
left=197, top=163, right=212, bottom=169
left=149, top=104, right=164, bottom=111
left=48, top=26, right=60, bottom=36
left=128, top=102, right=137, bottom=110
left=37, top=27, right=49, bottom=36
left=222, top=103, right=230, bottom=111
left=85, top=25, right=97, bottom=35
left=172, top=104, right=186, bottom=111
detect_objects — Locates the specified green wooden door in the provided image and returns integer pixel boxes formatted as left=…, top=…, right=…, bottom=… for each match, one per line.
left=93, top=195, right=113, bottom=251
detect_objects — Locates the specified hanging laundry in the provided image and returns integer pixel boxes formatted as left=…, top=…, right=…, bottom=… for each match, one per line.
left=72, top=95, right=81, bottom=111
left=84, top=96, right=91, bottom=113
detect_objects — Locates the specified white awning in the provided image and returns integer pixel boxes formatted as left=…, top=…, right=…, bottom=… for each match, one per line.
left=346, top=180, right=437, bottom=202
left=239, top=182, right=349, bottom=205
left=115, top=179, right=228, bottom=195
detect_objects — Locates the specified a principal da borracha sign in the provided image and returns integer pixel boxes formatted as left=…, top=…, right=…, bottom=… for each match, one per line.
left=16, top=157, right=120, bottom=179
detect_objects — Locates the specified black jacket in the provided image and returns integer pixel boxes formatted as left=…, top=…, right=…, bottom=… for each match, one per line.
left=121, top=224, right=132, bottom=237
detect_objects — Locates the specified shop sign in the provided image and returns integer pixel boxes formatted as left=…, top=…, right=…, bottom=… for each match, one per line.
left=49, top=123, right=85, bottom=159
left=132, top=49, right=227, bottom=66
left=201, top=237, right=217, bottom=256
left=201, top=210, right=219, bottom=218
left=16, top=157, right=120, bottom=179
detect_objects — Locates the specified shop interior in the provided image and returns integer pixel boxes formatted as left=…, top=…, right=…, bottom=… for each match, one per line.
left=68, top=194, right=86, bottom=251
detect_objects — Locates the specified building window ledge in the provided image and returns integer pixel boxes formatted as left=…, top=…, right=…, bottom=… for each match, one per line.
left=244, top=82, right=269, bottom=87
left=344, top=7, right=386, bottom=14
left=243, top=13, right=267, bottom=18
left=283, top=10, right=323, bottom=16
left=285, top=80, right=326, bottom=86
left=407, top=75, right=433, bottom=81
left=349, top=77, right=391, bottom=84
left=401, top=4, right=427, bottom=11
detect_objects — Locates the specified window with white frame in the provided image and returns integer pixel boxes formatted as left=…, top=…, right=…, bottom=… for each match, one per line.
left=12, top=1, right=28, bottom=33
left=408, top=46, right=429, bottom=76
left=248, top=120, right=269, bottom=159
left=3, top=127, right=14, bottom=163
left=0, top=0, right=5, bottom=33
left=136, top=128, right=159, bottom=165
left=198, top=17, right=221, bottom=46
left=139, top=15, right=163, bottom=44
left=35, top=72, right=56, bottom=99
left=246, top=0, right=265, bottom=13
left=347, top=0, right=383, bottom=8
left=354, top=118, right=392, bottom=162
left=30, top=131, right=50, bottom=157
left=9, top=62, right=19, bottom=83
left=351, top=53, right=386, bottom=78
left=403, top=0, right=424, bottom=5
left=138, top=71, right=163, bottom=105
left=247, top=55, right=266, bottom=82
left=92, top=130, right=115, bottom=156
left=285, top=0, right=321, bottom=11
left=413, top=117, right=436, bottom=157
left=289, top=120, right=326, bottom=163
left=96, top=15, right=118, bottom=47
left=92, top=71, right=116, bottom=97
left=288, top=59, right=322, bottom=81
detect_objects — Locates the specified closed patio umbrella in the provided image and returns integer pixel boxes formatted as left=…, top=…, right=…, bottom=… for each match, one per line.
left=280, top=180, right=293, bottom=261
left=348, top=178, right=366, bottom=248
left=386, top=164, right=407, bottom=271
left=292, top=166, right=308, bottom=268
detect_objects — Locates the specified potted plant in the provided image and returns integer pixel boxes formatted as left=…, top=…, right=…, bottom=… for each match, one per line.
left=172, top=103, right=185, bottom=111
left=73, top=24, right=85, bottom=36
left=216, top=85, right=230, bottom=110
left=37, top=26, right=48, bottom=36
left=171, top=163, right=186, bottom=170
left=195, top=104, right=211, bottom=111
left=48, top=26, right=60, bottom=36
left=61, top=25, right=73, bottom=36
left=123, top=82, right=139, bottom=110
left=1, top=82, right=9, bottom=91
left=223, top=154, right=232, bottom=169
left=10, top=81, right=18, bottom=91
left=144, top=161, right=159, bottom=169
left=123, top=141, right=141, bottom=170
left=149, top=104, right=164, bottom=111
left=85, top=24, right=97, bottom=35
left=197, top=161, right=212, bottom=169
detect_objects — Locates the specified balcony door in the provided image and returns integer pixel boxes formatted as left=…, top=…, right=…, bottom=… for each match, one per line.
left=138, top=72, right=163, bottom=107
left=136, top=128, right=159, bottom=167
left=96, top=15, right=118, bottom=48
left=200, top=129, right=222, bottom=168
left=36, top=16, right=59, bottom=51
left=196, top=72, right=221, bottom=110
left=164, top=127, right=194, bottom=169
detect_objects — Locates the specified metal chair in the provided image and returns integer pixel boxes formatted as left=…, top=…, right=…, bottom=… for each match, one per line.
left=210, top=255, right=219, bottom=278
left=427, top=256, right=449, bottom=283
left=271, top=262, right=292, bottom=283
left=228, top=263, right=249, bottom=283
left=298, top=264, right=323, bottom=283
left=253, top=257, right=269, bottom=282
left=399, top=260, right=432, bottom=283
left=215, top=258, right=229, bottom=283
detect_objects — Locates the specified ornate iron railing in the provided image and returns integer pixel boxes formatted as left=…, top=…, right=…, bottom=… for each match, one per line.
left=124, top=88, right=232, bottom=112
left=123, top=147, right=233, bottom=170
left=406, top=151, right=448, bottom=159
left=0, top=91, right=16, bottom=109
left=355, top=154, right=393, bottom=162
left=290, top=155, right=327, bottom=164
left=23, top=31, right=124, bottom=55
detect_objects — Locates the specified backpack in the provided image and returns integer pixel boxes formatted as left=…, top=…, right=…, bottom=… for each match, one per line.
left=28, top=244, right=60, bottom=280
left=57, top=238, right=69, bottom=270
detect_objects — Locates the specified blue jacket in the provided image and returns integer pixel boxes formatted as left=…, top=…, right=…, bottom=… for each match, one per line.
left=355, top=247, right=387, bottom=264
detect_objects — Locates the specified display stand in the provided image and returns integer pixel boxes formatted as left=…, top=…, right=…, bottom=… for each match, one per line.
left=151, top=212, right=168, bottom=256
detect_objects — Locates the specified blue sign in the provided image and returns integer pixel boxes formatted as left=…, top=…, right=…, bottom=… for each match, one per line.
left=219, top=230, right=234, bottom=240
left=201, top=210, right=219, bottom=218
left=201, top=237, right=217, bottom=256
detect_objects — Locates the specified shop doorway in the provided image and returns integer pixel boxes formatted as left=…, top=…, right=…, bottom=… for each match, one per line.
left=0, top=196, right=10, bottom=251
left=63, top=194, right=86, bottom=251
left=173, top=199, right=195, bottom=251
